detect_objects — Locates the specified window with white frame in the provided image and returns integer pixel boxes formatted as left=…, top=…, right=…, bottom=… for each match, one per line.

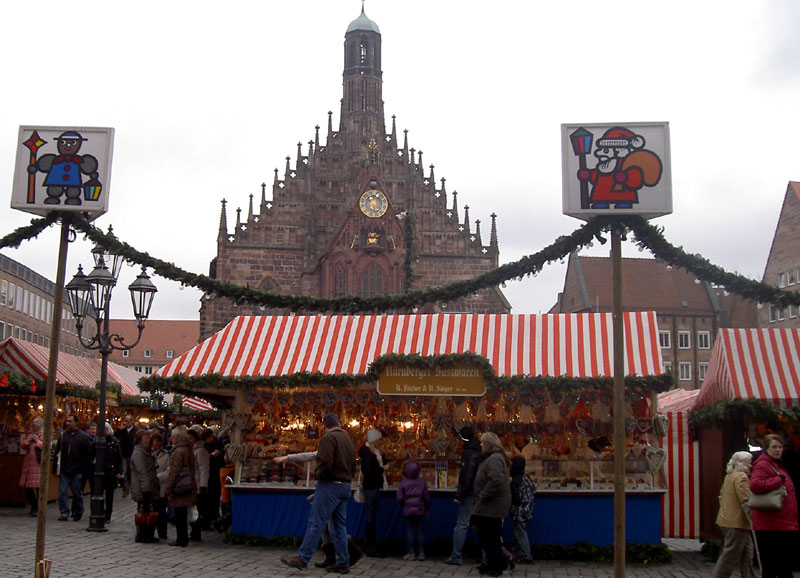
left=679, top=362, right=692, bottom=381
left=697, top=331, right=711, bottom=349
left=0, top=321, right=4, bottom=338
left=144, top=349, right=153, bottom=358
left=770, top=305, right=778, bottom=323
left=659, top=330, right=671, bottom=349
left=166, top=349, right=174, bottom=359
left=789, top=269, right=797, bottom=285
left=778, top=308, right=786, bottom=321
left=15, top=286, right=22, bottom=311
left=698, top=362, right=709, bottom=381
left=791, top=305, right=798, bottom=319
left=663, top=361, right=672, bottom=374
left=23, top=289, right=29, bottom=316
left=678, top=330, right=691, bottom=349
left=0, top=280, right=6, bottom=306
left=779, top=272, right=787, bottom=287
left=14, top=326, right=20, bottom=339
left=122, top=350, right=129, bottom=358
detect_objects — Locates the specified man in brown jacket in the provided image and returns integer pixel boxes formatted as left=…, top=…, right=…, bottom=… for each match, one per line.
left=282, top=413, right=356, bottom=573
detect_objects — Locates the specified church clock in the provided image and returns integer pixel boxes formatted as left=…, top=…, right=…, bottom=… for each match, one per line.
left=359, top=189, right=388, bottom=218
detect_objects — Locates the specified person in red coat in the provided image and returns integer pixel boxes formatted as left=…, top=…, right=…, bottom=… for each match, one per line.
left=19, top=418, right=44, bottom=516
left=750, top=434, right=799, bottom=578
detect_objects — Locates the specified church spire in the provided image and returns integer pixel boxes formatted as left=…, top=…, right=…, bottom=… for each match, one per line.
left=490, top=212, right=499, bottom=253
left=217, top=199, right=228, bottom=242
left=248, top=193, right=254, bottom=222
left=463, top=205, right=471, bottom=233
left=341, top=4, right=384, bottom=141
left=474, top=219, right=482, bottom=245
left=261, top=182, right=268, bottom=214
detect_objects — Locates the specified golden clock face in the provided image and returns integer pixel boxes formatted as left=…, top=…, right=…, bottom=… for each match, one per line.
left=359, top=190, right=388, bottom=218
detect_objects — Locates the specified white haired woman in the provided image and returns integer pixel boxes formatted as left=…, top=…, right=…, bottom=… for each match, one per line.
left=712, top=450, right=754, bottom=578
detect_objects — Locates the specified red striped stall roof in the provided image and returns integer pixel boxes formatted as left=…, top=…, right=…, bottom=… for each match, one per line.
left=0, top=337, right=140, bottom=396
left=154, top=312, right=663, bottom=379
left=182, top=396, right=214, bottom=411
left=694, top=328, right=800, bottom=409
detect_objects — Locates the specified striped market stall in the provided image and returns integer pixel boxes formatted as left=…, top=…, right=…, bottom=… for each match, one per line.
left=152, top=312, right=669, bottom=546
left=692, top=328, right=800, bottom=542
left=657, top=388, right=699, bottom=539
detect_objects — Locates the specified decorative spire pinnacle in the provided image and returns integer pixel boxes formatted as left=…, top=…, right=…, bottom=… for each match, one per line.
left=308, top=140, right=314, bottom=158
left=452, top=190, right=458, bottom=219
left=248, top=193, right=254, bottom=221
left=418, top=150, right=423, bottom=172
left=273, top=168, right=279, bottom=185
left=463, top=205, right=471, bottom=233
left=429, top=164, right=435, bottom=184
left=297, top=142, right=303, bottom=166
left=328, top=111, right=333, bottom=138
left=217, top=198, right=228, bottom=241
left=490, top=212, right=499, bottom=252
left=474, top=219, right=482, bottom=245
left=261, top=182, right=268, bottom=213
left=236, top=206, right=242, bottom=230
left=391, top=115, right=397, bottom=144
left=403, top=129, right=408, bottom=160
left=285, top=155, right=291, bottom=178
left=410, top=147, right=415, bottom=165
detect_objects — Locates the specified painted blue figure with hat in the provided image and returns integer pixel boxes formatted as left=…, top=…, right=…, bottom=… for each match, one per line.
left=28, top=130, right=100, bottom=205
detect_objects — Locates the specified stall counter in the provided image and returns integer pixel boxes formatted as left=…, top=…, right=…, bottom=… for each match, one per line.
left=230, top=486, right=664, bottom=547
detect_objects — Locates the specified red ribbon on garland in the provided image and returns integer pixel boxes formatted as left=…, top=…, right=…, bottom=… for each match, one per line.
left=0, top=373, right=8, bottom=388
left=30, top=377, right=37, bottom=394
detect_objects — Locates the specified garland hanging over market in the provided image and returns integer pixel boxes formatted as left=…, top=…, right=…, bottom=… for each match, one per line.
left=2, top=212, right=800, bottom=314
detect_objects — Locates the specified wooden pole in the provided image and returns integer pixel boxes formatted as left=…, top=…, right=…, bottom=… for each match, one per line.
left=612, top=226, right=626, bottom=578
left=35, top=217, right=70, bottom=573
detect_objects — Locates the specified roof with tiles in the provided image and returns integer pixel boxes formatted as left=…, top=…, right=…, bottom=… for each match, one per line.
left=564, top=255, right=718, bottom=316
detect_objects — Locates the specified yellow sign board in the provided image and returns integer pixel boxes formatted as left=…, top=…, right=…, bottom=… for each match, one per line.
left=377, top=364, right=485, bottom=396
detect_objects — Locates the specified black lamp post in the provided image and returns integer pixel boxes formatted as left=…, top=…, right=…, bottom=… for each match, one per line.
left=66, top=236, right=157, bottom=532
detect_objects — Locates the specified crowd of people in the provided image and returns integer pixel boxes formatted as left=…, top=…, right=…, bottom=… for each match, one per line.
left=19, top=414, right=231, bottom=548
left=280, top=416, right=536, bottom=576
left=713, top=433, right=800, bottom=578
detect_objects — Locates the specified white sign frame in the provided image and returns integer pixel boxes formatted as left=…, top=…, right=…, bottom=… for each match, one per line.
left=11, top=126, right=115, bottom=221
left=561, top=122, right=672, bottom=221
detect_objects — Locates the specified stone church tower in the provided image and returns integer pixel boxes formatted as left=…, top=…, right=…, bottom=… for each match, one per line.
left=199, top=8, right=510, bottom=339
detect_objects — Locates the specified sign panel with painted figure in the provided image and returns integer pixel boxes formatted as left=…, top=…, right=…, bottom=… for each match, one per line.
left=562, top=122, right=671, bottom=221
left=11, top=126, right=115, bottom=220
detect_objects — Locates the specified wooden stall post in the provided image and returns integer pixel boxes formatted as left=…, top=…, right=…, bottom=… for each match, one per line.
left=611, top=226, right=626, bottom=578
left=35, top=218, right=70, bottom=573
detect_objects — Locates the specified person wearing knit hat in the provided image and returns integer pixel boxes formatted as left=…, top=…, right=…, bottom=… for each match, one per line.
left=445, top=423, right=482, bottom=565
left=358, top=428, right=395, bottom=557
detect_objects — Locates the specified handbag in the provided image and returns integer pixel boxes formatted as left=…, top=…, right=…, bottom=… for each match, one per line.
left=173, top=465, right=194, bottom=496
left=34, top=447, right=42, bottom=464
left=353, top=472, right=366, bottom=504
left=748, top=485, right=787, bottom=511
left=748, top=464, right=788, bottom=511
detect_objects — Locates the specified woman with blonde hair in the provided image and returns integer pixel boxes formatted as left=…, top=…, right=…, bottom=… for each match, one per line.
left=471, top=432, right=511, bottom=577
left=712, top=450, right=754, bottom=578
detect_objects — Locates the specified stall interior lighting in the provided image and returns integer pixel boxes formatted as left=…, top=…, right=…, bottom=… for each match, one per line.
left=139, top=417, right=150, bottom=424
left=349, top=419, right=360, bottom=427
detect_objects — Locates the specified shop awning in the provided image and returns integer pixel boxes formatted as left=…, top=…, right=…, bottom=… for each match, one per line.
left=0, top=337, right=140, bottom=396
left=154, top=312, right=663, bottom=379
left=694, top=328, right=800, bottom=409
left=182, top=396, right=214, bottom=411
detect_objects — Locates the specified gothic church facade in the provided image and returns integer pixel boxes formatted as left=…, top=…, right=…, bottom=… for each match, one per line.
left=200, top=8, right=509, bottom=339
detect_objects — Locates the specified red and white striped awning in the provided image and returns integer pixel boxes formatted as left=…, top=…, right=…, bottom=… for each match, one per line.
left=154, top=312, right=663, bottom=380
left=694, top=328, right=800, bottom=409
left=182, top=396, right=214, bottom=411
left=0, top=337, right=139, bottom=396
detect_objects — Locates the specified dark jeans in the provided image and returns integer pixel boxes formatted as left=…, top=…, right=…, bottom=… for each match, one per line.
left=364, top=489, right=380, bottom=549
left=405, top=514, right=425, bottom=555
left=472, top=514, right=507, bottom=573
left=154, top=497, right=168, bottom=539
left=58, top=473, right=84, bottom=518
left=102, top=478, right=116, bottom=521
left=754, top=529, right=797, bottom=578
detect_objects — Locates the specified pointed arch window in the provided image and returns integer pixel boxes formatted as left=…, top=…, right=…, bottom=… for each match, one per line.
left=333, top=264, right=349, bottom=298
left=359, top=263, right=384, bottom=297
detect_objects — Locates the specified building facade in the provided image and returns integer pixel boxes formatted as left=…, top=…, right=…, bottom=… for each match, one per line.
left=760, top=181, right=800, bottom=328
left=0, top=252, right=87, bottom=357
left=106, top=319, right=199, bottom=375
left=199, top=8, right=509, bottom=339
left=551, top=254, right=758, bottom=390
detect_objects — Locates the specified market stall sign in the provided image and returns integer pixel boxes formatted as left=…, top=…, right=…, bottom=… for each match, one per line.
left=377, top=364, right=485, bottom=396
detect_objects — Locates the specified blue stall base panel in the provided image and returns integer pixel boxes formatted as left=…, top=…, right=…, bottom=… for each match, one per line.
left=230, top=488, right=662, bottom=546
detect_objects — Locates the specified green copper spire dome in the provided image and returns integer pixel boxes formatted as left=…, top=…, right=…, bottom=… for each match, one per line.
left=346, top=6, right=380, bottom=34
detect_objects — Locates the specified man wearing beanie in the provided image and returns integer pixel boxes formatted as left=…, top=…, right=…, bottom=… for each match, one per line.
left=359, top=428, right=394, bottom=557
left=446, top=426, right=482, bottom=565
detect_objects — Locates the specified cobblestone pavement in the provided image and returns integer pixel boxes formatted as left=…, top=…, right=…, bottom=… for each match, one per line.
left=2, top=497, right=712, bottom=578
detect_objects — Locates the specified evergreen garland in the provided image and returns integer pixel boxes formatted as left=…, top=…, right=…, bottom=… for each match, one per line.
left=2, top=212, right=799, bottom=314
left=688, top=398, right=800, bottom=431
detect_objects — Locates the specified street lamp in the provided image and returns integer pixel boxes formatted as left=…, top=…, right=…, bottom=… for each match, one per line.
left=66, top=236, right=157, bottom=532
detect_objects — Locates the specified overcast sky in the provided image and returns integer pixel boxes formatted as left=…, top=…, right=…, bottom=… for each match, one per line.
left=1, top=0, right=798, bottom=322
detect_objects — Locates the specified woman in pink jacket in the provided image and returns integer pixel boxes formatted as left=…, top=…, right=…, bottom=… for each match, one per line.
left=749, top=434, right=798, bottom=578
left=19, top=418, right=44, bottom=516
